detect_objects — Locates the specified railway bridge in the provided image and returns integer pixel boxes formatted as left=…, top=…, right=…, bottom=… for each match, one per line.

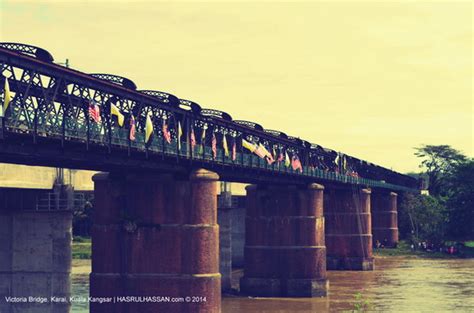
left=0, top=43, right=417, bottom=313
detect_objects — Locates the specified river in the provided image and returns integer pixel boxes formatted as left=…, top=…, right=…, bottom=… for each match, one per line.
left=71, top=256, right=474, bottom=312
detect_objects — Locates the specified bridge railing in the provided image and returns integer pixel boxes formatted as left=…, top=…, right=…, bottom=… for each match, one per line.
left=0, top=45, right=417, bottom=191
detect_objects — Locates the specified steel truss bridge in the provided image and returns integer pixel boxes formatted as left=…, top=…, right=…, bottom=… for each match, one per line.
left=0, top=43, right=417, bottom=191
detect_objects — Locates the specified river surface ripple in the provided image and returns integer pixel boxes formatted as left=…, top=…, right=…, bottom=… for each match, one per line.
left=71, top=257, right=474, bottom=312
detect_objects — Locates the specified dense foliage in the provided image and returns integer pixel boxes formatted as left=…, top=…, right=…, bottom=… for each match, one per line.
left=399, top=145, right=473, bottom=242
left=398, top=192, right=446, bottom=244
left=445, top=160, right=474, bottom=239
left=414, top=145, right=466, bottom=196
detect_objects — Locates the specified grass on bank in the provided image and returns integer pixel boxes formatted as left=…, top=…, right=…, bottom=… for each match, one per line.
left=72, top=236, right=91, bottom=259
left=374, top=240, right=474, bottom=259
left=464, top=241, right=474, bottom=248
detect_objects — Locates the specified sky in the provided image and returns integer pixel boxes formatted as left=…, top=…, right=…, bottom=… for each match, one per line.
left=0, top=0, right=472, bottom=173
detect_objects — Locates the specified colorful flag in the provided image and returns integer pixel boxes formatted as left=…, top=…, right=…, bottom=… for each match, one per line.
left=222, top=134, right=229, bottom=157
left=201, top=127, right=207, bottom=143
left=110, top=103, right=124, bottom=127
left=232, top=139, right=237, bottom=161
left=3, top=77, right=11, bottom=113
left=257, top=143, right=274, bottom=164
left=333, top=154, right=340, bottom=173
left=285, top=151, right=291, bottom=167
left=145, top=113, right=153, bottom=143
left=266, top=150, right=275, bottom=165
left=253, top=144, right=267, bottom=158
left=259, top=143, right=272, bottom=158
left=211, top=132, right=217, bottom=158
left=129, top=115, right=136, bottom=141
left=277, top=151, right=284, bottom=163
left=190, top=127, right=196, bottom=150
left=342, top=155, right=347, bottom=174
left=177, top=121, right=183, bottom=150
left=292, top=155, right=303, bottom=172
left=200, top=127, right=207, bottom=153
left=162, top=119, right=171, bottom=144
left=242, top=139, right=257, bottom=153
left=88, top=101, right=101, bottom=123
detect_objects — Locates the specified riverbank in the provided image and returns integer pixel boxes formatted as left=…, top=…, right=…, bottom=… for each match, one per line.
left=374, top=240, right=474, bottom=259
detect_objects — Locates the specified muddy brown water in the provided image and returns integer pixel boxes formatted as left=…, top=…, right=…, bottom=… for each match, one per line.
left=71, top=257, right=474, bottom=312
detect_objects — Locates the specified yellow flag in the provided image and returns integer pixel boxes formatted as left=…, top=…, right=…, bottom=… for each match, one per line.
left=3, top=77, right=11, bottom=113
left=145, top=113, right=153, bottom=143
left=285, top=151, right=291, bottom=167
left=223, top=135, right=229, bottom=156
left=110, top=103, right=124, bottom=127
left=177, top=121, right=183, bottom=150
left=242, top=139, right=256, bottom=152
left=178, top=122, right=183, bottom=139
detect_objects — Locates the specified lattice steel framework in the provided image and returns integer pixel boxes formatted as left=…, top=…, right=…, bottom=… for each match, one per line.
left=0, top=43, right=417, bottom=191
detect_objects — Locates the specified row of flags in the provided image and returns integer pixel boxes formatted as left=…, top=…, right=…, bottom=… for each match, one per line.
left=1, top=76, right=362, bottom=178
left=241, top=139, right=302, bottom=171
left=94, top=102, right=303, bottom=171
left=334, top=153, right=359, bottom=177
left=1, top=77, right=301, bottom=174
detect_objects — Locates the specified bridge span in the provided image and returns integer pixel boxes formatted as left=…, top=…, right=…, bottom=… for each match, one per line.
left=0, top=43, right=417, bottom=313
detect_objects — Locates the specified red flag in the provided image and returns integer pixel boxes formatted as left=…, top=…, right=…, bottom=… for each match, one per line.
left=277, top=152, right=284, bottom=163
left=129, top=115, right=136, bottom=141
left=211, top=133, right=217, bottom=158
left=190, top=127, right=196, bottom=150
left=232, top=139, right=236, bottom=161
left=162, top=120, right=171, bottom=144
left=88, top=101, right=101, bottom=123
left=291, top=155, right=303, bottom=172
left=266, top=153, right=275, bottom=165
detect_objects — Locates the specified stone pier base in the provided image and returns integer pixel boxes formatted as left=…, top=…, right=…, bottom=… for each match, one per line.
left=0, top=192, right=72, bottom=313
left=372, top=191, right=399, bottom=247
left=90, top=169, right=221, bottom=313
left=325, top=187, right=374, bottom=271
left=241, top=184, right=328, bottom=297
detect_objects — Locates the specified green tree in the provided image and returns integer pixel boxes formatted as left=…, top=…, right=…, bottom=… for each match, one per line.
left=445, top=159, right=474, bottom=240
left=398, top=192, right=446, bottom=245
left=414, top=145, right=466, bottom=196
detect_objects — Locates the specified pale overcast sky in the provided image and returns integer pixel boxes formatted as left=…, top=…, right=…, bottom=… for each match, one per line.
left=1, top=0, right=472, bottom=173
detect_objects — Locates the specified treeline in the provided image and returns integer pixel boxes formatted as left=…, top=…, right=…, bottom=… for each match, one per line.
left=398, top=145, right=474, bottom=244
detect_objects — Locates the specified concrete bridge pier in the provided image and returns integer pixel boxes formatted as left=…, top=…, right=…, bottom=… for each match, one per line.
left=240, top=183, right=328, bottom=297
left=372, top=191, right=398, bottom=247
left=90, top=169, right=221, bottom=313
left=0, top=189, right=72, bottom=313
left=325, top=187, right=374, bottom=270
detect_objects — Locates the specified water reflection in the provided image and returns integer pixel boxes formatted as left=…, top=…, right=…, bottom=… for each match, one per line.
left=71, top=257, right=474, bottom=312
